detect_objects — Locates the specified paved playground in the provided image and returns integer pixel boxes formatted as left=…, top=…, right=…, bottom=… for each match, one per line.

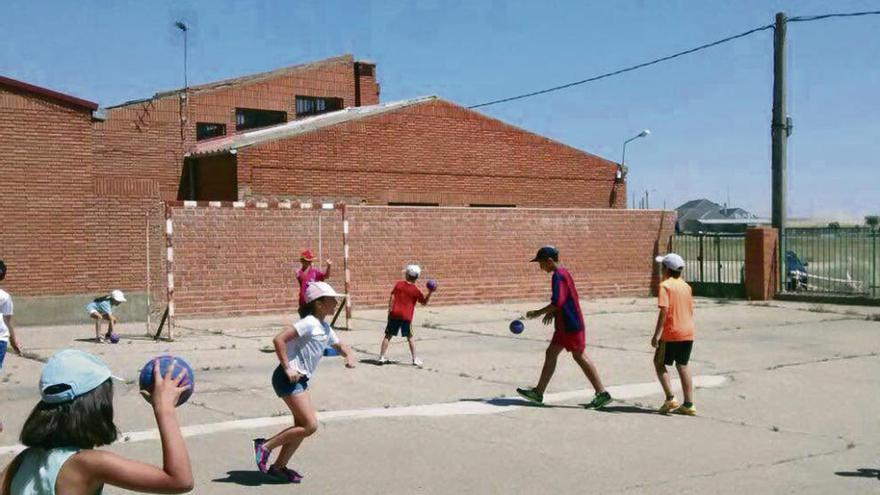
left=1, top=297, right=878, bottom=494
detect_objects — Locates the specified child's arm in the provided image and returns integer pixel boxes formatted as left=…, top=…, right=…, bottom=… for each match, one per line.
left=331, top=342, right=356, bottom=368
left=526, top=304, right=558, bottom=325
left=274, top=325, right=302, bottom=382
left=323, top=259, right=332, bottom=279
left=651, top=308, right=667, bottom=348
left=387, top=291, right=395, bottom=313
left=419, top=288, right=433, bottom=306
left=71, top=359, right=194, bottom=493
left=1, top=452, right=25, bottom=494
left=5, top=315, right=20, bottom=354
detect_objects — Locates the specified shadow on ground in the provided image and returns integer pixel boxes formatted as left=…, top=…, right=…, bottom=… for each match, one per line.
left=834, top=468, right=880, bottom=480
left=212, top=470, right=290, bottom=486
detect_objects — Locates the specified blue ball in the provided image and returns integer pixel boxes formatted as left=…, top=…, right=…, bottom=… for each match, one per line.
left=138, top=355, right=195, bottom=407
left=509, top=320, right=525, bottom=334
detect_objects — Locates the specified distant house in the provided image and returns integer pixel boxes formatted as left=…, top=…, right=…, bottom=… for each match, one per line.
left=675, top=199, right=768, bottom=233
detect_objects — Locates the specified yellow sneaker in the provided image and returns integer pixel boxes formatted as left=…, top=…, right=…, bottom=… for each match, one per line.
left=673, top=404, right=697, bottom=416
left=658, top=399, right=679, bottom=415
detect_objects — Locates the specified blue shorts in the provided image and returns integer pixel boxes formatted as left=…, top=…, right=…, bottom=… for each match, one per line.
left=271, top=365, right=309, bottom=397
left=385, top=319, right=412, bottom=338
left=0, top=341, right=7, bottom=369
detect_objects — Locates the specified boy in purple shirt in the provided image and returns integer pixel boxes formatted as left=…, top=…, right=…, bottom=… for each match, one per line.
left=296, top=249, right=332, bottom=317
left=517, top=246, right=612, bottom=408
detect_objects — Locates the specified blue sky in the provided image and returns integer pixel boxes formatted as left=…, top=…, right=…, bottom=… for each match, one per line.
left=2, top=0, right=878, bottom=220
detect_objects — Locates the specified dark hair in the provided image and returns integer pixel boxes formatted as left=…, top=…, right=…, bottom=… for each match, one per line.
left=92, top=295, right=111, bottom=304
left=667, top=268, right=682, bottom=278
left=298, top=296, right=334, bottom=318
left=0, top=260, right=6, bottom=281
left=20, top=379, right=118, bottom=449
left=405, top=274, right=418, bottom=282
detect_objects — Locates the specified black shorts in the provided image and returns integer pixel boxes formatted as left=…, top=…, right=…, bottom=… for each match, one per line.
left=385, top=319, right=412, bottom=338
left=655, top=340, right=693, bottom=366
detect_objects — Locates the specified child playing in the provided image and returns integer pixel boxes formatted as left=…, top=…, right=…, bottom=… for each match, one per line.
left=516, top=246, right=612, bottom=409
left=295, top=249, right=332, bottom=317
left=0, top=349, right=193, bottom=494
left=85, top=290, right=126, bottom=343
left=253, top=281, right=355, bottom=483
left=0, top=260, right=22, bottom=433
left=377, top=264, right=435, bottom=367
left=651, top=253, right=697, bottom=415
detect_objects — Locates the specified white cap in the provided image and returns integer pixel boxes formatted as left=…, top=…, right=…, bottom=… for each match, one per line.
left=304, top=281, right=346, bottom=303
left=404, top=264, right=421, bottom=277
left=110, top=290, right=126, bottom=303
left=655, top=253, right=685, bottom=271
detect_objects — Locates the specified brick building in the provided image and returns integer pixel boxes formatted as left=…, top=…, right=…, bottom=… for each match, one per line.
left=1, top=54, right=661, bottom=323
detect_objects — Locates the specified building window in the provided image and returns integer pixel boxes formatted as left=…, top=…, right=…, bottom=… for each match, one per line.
left=196, top=122, right=226, bottom=141
left=235, top=108, right=287, bottom=131
left=295, top=96, right=343, bottom=117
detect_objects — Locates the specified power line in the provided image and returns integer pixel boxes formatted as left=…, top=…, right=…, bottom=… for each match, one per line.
left=467, top=10, right=880, bottom=110
left=788, top=10, right=880, bottom=23
left=467, top=24, right=773, bottom=109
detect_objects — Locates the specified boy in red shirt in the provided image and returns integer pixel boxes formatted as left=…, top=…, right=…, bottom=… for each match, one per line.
left=517, top=246, right=612, bottom=409
left=652, top=253, right=697, bottom=415
left=377, top=265, right=435, bottom=367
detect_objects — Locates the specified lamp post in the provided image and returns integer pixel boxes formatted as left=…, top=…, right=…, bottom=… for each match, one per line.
left=174, top=21, right=188, bottom=90
left=619, top=129, right=650, bottom=207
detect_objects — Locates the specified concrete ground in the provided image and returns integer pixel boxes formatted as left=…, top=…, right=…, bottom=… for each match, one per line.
left=1, top=297, right=878, bottom=494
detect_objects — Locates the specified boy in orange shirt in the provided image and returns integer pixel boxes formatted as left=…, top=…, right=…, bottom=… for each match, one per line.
left=651, top=253, right=697, bottom=416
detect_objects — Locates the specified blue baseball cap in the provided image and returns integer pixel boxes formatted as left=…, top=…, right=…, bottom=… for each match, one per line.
left=40, top=349, right=120, bottom=404
left=530, top=245, right=559, bottom=262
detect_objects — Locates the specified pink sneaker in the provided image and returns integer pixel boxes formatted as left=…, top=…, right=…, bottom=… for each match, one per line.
left=268, top=465, right=303, bottom=483
left=252, top=438, right=270, bottom=473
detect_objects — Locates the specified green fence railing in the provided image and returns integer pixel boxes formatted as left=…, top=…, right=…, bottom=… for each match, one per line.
left=782, top=227, right=879, bottom=298
left=672, top=233, right=746, bottom=298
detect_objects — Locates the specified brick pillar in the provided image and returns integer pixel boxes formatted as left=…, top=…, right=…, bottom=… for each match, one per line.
left=745, top=226, right=779, bottom=300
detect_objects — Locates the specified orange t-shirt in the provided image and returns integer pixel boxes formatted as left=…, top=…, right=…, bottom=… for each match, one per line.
left=657, top=277, right=695, bottom=341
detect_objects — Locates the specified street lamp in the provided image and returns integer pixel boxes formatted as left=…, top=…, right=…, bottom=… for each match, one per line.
left=618, top=129, right=650, bottom=182
left=174, top=21, right=188, bottom=91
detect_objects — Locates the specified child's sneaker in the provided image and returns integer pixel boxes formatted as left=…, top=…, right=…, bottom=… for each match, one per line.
left=659, top=399, right=680, bottom=415
left=377, top=355, right=389, bottom=365
left=516, top=387, right=544, bottom=404
left=673, top=404, right=697, bottom=416
left=412, top=357, right=423, bottom=367
left=268, top=465, right=303, bottom=483
left=582, top=391, right=613, bottom=409
left=253, top=438, right=270, bottom=473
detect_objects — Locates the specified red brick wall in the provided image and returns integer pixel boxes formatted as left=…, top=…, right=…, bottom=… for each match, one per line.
left=0, top=87, right=95, bottom=294
left=239, top=99, right=625, bottom=208
left=169, top=204, right=674, bottom=316
left=745, top=226, right=779, bottom=300
left=95, top=55, right=370, bottom=202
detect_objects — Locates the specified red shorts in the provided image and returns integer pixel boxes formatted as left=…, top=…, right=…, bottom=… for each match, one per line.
left=550, top=329, right=585, bottom=353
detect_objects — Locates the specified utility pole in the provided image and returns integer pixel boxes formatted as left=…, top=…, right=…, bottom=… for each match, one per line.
left=771, top=12, right=791, bottom=292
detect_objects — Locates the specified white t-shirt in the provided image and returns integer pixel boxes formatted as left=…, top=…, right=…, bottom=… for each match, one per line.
left=0, top=289, right=13, bottom=342
left=285, top=315, right=339, bottom=377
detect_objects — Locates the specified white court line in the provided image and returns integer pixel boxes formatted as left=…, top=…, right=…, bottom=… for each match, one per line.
left=0, top=375, right=726, bottom=456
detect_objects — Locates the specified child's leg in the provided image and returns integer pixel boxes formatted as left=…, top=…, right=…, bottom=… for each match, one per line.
left=105, top=315, right=115, bottom=337
left=406, top=336, right=417, bottom=360
left=572, top=351, right=607, bottom=394
left=91, top=313, right=102, bottom=340
left=264, top=391, right=318, bottom=463
left=535, top=344, right=564, bottom=394
left=379, top=335, right=392, bottom=358
left=655, top=361, right=675, bottom=400
left=676, top=364, right=693, bottom=404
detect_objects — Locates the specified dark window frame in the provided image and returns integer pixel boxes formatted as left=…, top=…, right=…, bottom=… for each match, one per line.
left=196, top=122, right=227, bottom=141
left=295, top=96, right=344, bottom=117
left=235, top=108, right=287, bottom=131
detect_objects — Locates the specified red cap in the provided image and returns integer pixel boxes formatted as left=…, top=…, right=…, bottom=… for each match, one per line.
left=300, top=249, right=316, bottom=261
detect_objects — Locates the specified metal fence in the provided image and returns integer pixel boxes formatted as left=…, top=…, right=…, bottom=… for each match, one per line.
left=782, top=227, right=879, bottom=298
left=671, top=233, right=746, bottom=298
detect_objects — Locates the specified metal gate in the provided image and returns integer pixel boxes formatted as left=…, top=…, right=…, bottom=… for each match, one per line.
left=671, top=233, right=746, bottom=298
left=781, top=227, right=878, bottom=298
